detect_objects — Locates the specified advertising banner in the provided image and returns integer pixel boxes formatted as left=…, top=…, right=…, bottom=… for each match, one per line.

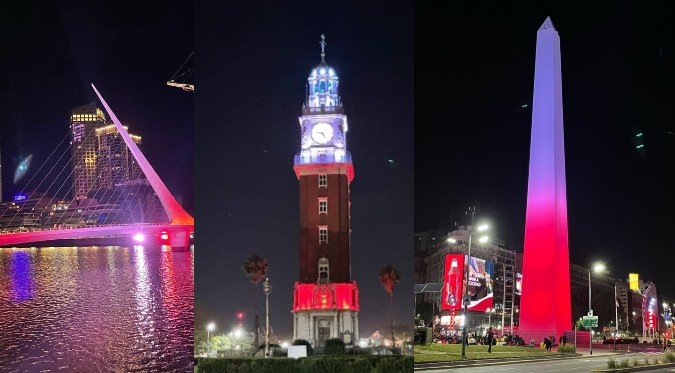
left=629, top=273, right=639, bottom=291
left=466, top=256, right=494, bottom=311
left=442, top=254, right=464, bottom=310
left=515, top=273, right=522, bottom=295
left=442, top=254, right=494, bottom=311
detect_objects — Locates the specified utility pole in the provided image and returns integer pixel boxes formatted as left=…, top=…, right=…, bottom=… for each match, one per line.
left=461, top=208, right=475, bottom=359
left=501, top=262, right=507, bottom=335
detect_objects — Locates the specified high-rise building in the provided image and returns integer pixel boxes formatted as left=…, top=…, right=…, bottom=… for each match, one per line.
left=70, top=103, right=106, bottom=198
left=519, top=17, right=572, bottom=342
left=414, top=229, right=444, bottom=255
left=292, top=35, right=359, bottom=348
left=95, top=124, right=142, bottom=188
left=419, top=228, right=517, bottom=332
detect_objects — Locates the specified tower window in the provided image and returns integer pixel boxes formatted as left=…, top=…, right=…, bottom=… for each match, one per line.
left=318, top=198, right=327, bottom=214
left=318, top=257, right=330, bottom=284
left=319, top=226, right=328, bottom=244
left=318, top=174, right=327, bottom=188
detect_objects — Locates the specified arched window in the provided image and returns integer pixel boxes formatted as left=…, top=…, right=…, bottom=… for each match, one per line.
left=318, top=257, right=330, bottom=283
left=319, top=80, right=327, bottom=93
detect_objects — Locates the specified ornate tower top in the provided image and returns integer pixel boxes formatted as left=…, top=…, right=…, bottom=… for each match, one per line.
left=304, top=34, right=341, bottom=114
left=295, top=34, right=353, bottom=178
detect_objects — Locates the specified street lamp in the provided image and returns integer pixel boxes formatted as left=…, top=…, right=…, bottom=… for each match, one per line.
left=263, top=277, right=272, bottom=358
left=588, top=262, right=617, bottom=354
left=207, top=322, right=216, bottom=357
left=460, top=209, right=489, bottom=359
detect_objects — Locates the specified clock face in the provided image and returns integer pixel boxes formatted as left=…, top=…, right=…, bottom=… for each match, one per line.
left=311, top=123, right=334, bottom=144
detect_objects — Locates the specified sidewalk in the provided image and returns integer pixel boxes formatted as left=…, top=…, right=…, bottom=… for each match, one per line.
left=415, top=348, right=620, bottom=371
left=573, top=347, right=620, bottom=357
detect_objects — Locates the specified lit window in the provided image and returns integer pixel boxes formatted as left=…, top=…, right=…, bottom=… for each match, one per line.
left=319, top=226, right=328, bottom=244
left=318, top=174, right=327, bottom=188
left=319, top=198, right=327, bottom=214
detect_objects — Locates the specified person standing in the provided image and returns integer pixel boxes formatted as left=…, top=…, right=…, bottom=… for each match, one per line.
left=487, top=326, right=494, bottom=353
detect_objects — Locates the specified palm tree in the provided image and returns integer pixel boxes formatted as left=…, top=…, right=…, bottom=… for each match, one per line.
left=242, top=254, right=269, bottom=352
left=379, top=264, right=401, bottom=349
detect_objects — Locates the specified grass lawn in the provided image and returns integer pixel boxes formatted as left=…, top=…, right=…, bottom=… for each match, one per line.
left=414, top=344, right=558, bottom=363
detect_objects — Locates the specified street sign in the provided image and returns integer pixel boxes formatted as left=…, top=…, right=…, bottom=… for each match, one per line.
left=582, top=316, right=599, bottom=328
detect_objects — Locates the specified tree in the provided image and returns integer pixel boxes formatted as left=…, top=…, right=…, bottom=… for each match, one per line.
left=292, top=339, right=314, bottom=356
left=324, top=338, right=346, bottom=355
left=210, top=334, right=232, bottom=353
left=379, top=264, right=401, bottom=349
left=242, top=254, right=269, bottom=352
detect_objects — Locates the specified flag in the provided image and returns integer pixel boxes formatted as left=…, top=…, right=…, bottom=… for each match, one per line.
left=616, top=298, right=620, bottom=308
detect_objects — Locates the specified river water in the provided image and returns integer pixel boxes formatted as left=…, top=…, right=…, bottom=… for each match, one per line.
left=0, top=245, right=194, bottom=372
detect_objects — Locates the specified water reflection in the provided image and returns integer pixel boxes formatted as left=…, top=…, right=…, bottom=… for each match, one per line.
left=9, top=249, right=33, bottom=302
left=0, top=245, right=193, bottom=372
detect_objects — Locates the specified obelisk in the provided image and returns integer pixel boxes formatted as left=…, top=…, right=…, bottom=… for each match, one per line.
left=518, top=17, right=571, bottom=343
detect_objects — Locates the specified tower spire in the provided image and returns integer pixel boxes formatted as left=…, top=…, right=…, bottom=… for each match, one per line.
left=320, top=34, right=327, bottom=63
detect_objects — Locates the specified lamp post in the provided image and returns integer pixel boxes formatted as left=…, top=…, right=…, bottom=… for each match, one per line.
left=588, top=262, right=610, bottom=355
left=614, top=283, right=618, bottom=345
left=207, top=322, right=216, bottom=357
left=263, top=277, right=272, bottom=358
left=501, top=262, right=507, bottom=337
left=460, top=209, right=488, bottom=359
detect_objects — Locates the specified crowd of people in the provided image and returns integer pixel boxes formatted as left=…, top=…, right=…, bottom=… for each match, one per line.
left=414, top=325, right=527, bottom=347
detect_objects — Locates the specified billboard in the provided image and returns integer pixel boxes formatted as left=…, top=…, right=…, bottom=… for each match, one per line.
left=515, top=273, right=522, bottom=295
left=629, top=273, right=639, bottom=291
left=442, top=254, right=494, bottom=311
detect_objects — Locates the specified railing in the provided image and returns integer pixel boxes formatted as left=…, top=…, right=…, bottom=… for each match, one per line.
left=0, top=222, right=180, bottom=235
left=294, top=152, right=352, bottom=166
left=301, top=105, right=344, bottom=115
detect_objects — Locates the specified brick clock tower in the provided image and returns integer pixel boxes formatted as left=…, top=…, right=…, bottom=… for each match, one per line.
left=292, top=35, right=359, bottom=348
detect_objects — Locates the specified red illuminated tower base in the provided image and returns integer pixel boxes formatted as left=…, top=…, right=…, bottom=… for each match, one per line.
left=292, top=36, right=359, bottom=347
left=518, top=17, right=572, bottom=343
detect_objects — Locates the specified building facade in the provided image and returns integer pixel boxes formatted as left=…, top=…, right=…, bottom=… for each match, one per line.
left=292, top=36, right=359, bottom=348
left=71, top=103, right=106, bottom=198
left=95, top=124, right=142, bottom=189
left=420, top=227, right=517, bottom=333
left=71, top=102, right=143, bottom=199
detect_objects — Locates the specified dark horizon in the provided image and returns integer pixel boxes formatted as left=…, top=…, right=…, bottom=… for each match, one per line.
left=415, top=3, right=675, bottom=299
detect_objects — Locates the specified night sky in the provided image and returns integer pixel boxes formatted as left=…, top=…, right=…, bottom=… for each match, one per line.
left=0, top=1, right=193, bottom=212
left=195, top=1, right=413, bottom=340
left=415, top=2, right=675, bottom=299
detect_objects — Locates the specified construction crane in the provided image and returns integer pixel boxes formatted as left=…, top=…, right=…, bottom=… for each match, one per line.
left=167, top=80, right=194, bottom=92
left=167, top=51, right=194, bottom=92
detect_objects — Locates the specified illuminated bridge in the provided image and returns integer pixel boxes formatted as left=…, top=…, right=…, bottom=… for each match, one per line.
left=0, top=84, right=193, bottom=249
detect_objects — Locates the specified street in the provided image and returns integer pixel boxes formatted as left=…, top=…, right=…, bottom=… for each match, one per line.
left=415, top=352, right=669, bottom=372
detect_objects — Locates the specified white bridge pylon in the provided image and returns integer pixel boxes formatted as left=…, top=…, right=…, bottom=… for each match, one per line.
left=92, top=83, right=194, bottom=226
